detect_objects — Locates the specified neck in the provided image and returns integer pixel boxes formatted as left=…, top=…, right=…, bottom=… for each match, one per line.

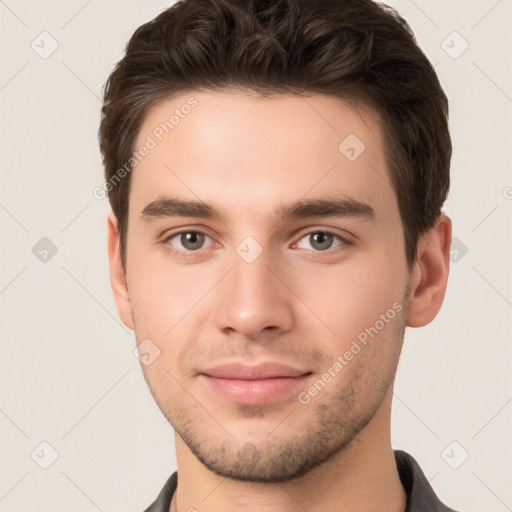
left=170, top=391, right=406, bottom=512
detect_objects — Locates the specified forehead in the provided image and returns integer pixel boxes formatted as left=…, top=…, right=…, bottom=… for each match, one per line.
left=130, top=90, right=395, bottom=224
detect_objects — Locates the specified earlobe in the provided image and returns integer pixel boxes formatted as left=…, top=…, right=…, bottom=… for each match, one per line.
left=406, top=214, right=452, bottom=328
left=107, top=211, right=135, bottom=331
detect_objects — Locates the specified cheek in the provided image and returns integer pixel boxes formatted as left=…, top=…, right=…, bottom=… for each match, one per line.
left=128, top=250, right=218, bottom=330
left=127, top=257, right=224, bottom=379
left=290, top=254, right=406, bottom=346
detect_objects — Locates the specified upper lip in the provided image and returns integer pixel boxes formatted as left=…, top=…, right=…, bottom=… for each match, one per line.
left=201, top=362, right=311, bottom=380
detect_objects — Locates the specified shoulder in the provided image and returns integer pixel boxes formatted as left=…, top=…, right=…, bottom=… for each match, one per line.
left=142, top=472, right=177, bottom=512
left=395, top=450, right=460, bottom=512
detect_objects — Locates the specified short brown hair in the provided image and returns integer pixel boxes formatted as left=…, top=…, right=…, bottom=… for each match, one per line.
left=98, top=0, right=451, bottom=269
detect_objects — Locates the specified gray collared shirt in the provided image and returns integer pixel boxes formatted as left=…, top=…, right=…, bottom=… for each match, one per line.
left=142, top=450, right=459, bottom=511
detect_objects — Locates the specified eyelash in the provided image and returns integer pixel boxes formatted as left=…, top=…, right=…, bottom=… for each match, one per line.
left=162, top=228, right=352, bottom=258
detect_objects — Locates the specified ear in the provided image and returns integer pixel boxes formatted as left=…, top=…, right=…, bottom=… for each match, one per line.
left=406, top=214, right=452, bottom=328
left=107, top=211, right=134, bottom=330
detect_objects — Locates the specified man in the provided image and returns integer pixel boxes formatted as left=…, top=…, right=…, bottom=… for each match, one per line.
left=99, top=0, right=457, bottom=510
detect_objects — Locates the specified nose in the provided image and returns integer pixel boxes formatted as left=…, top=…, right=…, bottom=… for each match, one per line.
left=214, top=247, right=295, bottom=339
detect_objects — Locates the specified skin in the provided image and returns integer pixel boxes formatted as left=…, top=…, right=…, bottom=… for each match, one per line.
left=107, top=90, right=451, bottom=512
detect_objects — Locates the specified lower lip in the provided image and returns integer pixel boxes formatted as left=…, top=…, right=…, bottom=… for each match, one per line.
left=201, top=374, right=313, bottom=405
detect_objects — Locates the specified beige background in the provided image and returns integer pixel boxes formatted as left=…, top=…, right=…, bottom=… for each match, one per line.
left=1, top=0, right=511, bottom=510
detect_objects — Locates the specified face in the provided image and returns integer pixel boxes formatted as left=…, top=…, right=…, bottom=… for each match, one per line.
left=117, top=90, right=413, bottom=482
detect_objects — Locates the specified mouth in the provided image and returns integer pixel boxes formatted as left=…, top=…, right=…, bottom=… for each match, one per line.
left=199, top=362, right=314, bottom=405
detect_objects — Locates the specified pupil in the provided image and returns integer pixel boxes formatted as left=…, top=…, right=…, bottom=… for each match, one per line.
left=183, top=232, right=203, bottom=249
left=311, top=232, right=332, bottom=250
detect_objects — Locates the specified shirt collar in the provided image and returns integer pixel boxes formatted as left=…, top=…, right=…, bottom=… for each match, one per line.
left=143, top=450, right=458, bottom=512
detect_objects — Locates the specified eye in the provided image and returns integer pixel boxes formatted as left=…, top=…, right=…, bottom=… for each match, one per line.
left=165, top=231, right=214, bottom=252
left=295, top=230, right=347, bottom=252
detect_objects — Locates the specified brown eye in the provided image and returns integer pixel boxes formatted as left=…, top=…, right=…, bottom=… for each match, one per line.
left=180, top=231, right=205, bottom=250
left=309, top=232, right=334, bottom=251
left=166, top=231, right=212, bottom=252
left=296, top=230, right=346, bottom=252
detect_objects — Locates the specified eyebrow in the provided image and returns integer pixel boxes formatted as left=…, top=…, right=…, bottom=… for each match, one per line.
left=140, top=196, right=375, bottom=223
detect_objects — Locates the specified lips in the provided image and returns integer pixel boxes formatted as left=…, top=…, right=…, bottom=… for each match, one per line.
left=199, top=362, right=313, bottom=405
left=202, top=362, right=309, bottom=380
